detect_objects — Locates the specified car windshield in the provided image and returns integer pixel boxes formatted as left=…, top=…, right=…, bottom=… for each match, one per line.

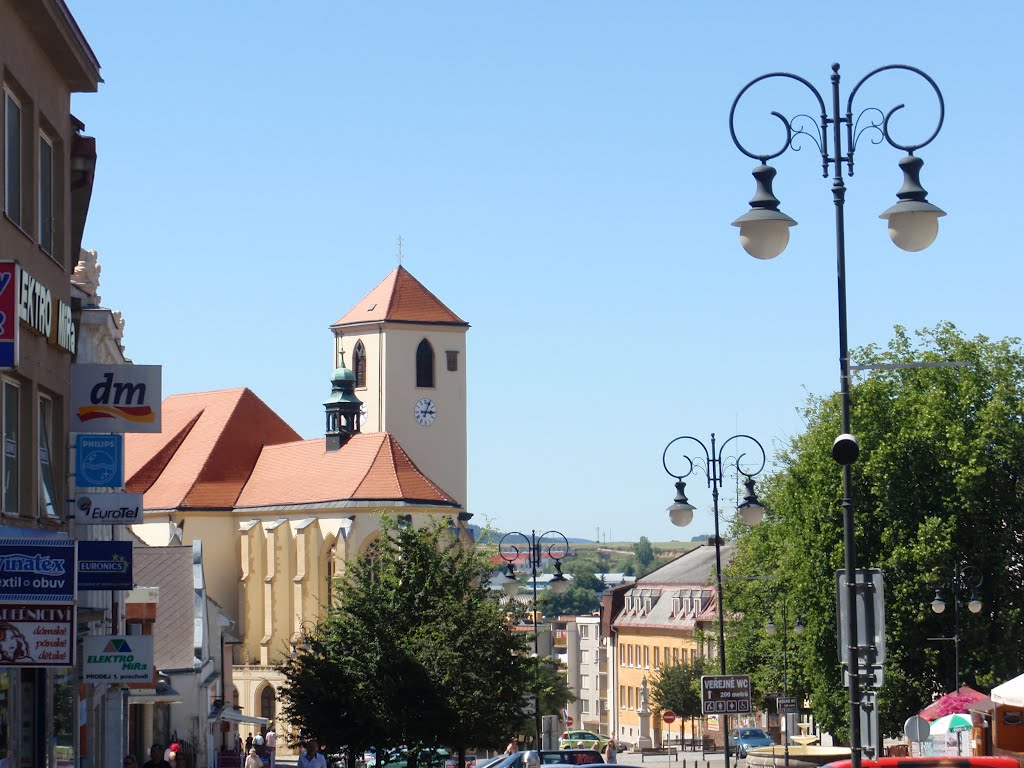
left=740, top=730, right=769, bottom=738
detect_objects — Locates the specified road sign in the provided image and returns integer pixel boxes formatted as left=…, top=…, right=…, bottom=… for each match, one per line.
left=701, top=675, right=751, bottom=714
left=778, top=696, right=798, bottom=714
left=663, top=711, right=677, bottom=724
left=904, top=715, right=930, bottom=742
left=836, top=569, right=886, bottom=689
left=566, top=716, right=573, bottom=727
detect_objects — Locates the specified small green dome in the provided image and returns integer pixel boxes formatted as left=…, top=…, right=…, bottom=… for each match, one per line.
left=332, top=366, right=356, bottom=382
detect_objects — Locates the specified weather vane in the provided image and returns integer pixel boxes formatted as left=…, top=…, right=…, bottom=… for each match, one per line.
left=397, top=235, right=404, bottom=266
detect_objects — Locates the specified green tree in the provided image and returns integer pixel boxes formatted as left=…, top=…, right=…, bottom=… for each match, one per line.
left=724, top=324, right=1024, bottom=741
left=541, top=584, right=600, bottom=615
left=279, top=517, right=536, bottom=766
left=651, top=656, right=707, bottom=746
left=634, top=537, right=655, bottom=569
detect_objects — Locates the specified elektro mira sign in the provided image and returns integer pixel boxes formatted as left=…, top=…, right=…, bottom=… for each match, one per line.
left=75, top=493, right=143, bottom=525
left=70, top=364, right=162, bottom=433
left=18, top=266, right=75, bottom=354
left=83, top=635, right=153, bottom=682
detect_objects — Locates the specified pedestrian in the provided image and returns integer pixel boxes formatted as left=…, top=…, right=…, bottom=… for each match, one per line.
left=123, top=756, right=138, bottom=768
left=254, top=730, right=265, bottom=759
left=245, top=748, right=263, bottom=768
left=297, top=736, right=327, bottom=768
left=603, top=740, right=617, bottom=764
left=142, top=744, right=171, bottom=768
left=266, top=723, right=277, bottom=768
left=246, top=734, right=254, bottom=754
left=504, top=739, right=517, bottom=756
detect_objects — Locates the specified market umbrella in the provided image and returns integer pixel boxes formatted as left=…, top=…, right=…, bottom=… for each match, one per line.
left=929, top=713, right=973, bottom=736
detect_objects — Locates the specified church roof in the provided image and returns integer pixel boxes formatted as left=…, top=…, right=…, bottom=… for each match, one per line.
left=126, top=388, right=301, bottom=510
left=235, top=432, right=457, bottom=508
left=332, top=266, right=467, bottom=327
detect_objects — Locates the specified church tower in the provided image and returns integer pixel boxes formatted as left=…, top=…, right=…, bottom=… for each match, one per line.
left=330, top=266, right=469, bottom=508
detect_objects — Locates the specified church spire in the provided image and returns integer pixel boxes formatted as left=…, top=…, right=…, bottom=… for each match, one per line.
left=324, top=354, right=362, bottom=451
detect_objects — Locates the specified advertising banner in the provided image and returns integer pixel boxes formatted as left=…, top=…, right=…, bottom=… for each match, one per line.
left=83, top=635, right=153, bottom=682
left=75, top=434, right=124, bottom=487
left=0, top=604, right=74, bottom=666
left=0, top=539, right=75, bottom=603
left=74, top=493, right=143, bottom=525
left=0, top=262, right=17, bottom=368
left=78, top=541, right=132, bottom=591
left=70, top=364, right=162, bottom=433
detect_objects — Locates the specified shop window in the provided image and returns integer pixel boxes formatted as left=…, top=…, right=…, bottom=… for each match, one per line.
left=38, top=133, right=54, bottom=255
left=4, top=89, right=22, bottom=227
left=353, top=341, right=366, bottom=388
left=416, top=339, right=434, bottom=388
left=3, top=381, right=18, bottom=515
left=39, top=396, right=57, bottom=518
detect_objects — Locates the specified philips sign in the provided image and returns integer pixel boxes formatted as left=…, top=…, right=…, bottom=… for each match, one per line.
left=75, top=493, right=143, bottom=525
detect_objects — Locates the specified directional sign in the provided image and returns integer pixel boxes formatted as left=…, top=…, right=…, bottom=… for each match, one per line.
left=701, top=675, right=751, bottom=714
left=778, top=696, right=798, bottom=715
left=663, top=711, right=677, bottom=724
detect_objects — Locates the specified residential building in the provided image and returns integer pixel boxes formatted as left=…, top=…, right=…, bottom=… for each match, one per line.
left=575, top=615, right=605, bottom=733
left=0, top=1, right=100, bottom=765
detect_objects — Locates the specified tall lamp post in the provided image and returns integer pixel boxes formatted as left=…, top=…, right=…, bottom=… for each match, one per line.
left=765, top=598, right=805, bottom=768
left=928, top=565, right=983, bottom=692
left=500, top=530, right=571, bottom=748
left=729, top=63, right=946, bottom=768
left=662, top=433, right=767, bottom=767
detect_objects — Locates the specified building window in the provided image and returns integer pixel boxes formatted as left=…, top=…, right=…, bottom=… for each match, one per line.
left=673, top=648, right=679, bottom=664
left=260, top=686, right=276, bottom=720
left=353, top=340, right=366, bottom=388
left=446, top=350, right=458, bottom=372
left=2, top=381, right=19, bottom=515
left=581, top=675, right=589, bottom=690
left=416, top=339, right=434, bottom=387
left=619, top=685, right=625, bottom=705
left=4, top=90, right=22, bottom=226
left=643, top=646, right=649, bottom=668
left=38, top=396, right=57, bottom=518
left=654, top=647, right=660, bottom=669
left=38, top=133, right=54, bottom=254
left=627, top=645, right=633, bottom=667
left=581, top=650, right=590, bottom=664
left=627, top=687, right=632, bottom=709
left=582, top=700, right=590, bottom=714
left=580, top=625, right=589, bottom=639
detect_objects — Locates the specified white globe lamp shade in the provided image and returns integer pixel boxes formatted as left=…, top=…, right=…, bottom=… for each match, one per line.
left=738, top=219, right=792, bottom=260
left=883, top=209, right=942, bottom=252
left=668, top=501, right=694, bottom=528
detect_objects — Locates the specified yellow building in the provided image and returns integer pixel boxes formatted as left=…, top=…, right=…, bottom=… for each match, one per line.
left=604, top=545, right=727, bottom=749
left=125, top=267, right=471, bottom=749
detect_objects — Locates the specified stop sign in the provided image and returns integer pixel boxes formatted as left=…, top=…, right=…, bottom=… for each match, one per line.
left=663, top=711, right=677, bottom=724
left=566, top=716, right=574, bottom=727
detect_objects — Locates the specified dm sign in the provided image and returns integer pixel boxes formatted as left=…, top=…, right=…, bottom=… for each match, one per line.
left=70, top=364, right=162, bottom=433
left=75, top=434, right=124, bottom=488
left=83, top=635, right=153, bottom=682
left=0, top=604, right=74, bottom=667
left=78, top=541, right=132, bottom=591
left=0, top=539, right=75, bottom=603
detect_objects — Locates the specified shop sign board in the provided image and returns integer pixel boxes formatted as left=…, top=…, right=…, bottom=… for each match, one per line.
left=701, top=674, right=752, bottom=714
left=0, top=262, right=17, bottom=367
left=70, top=364, right=162, bottom=433
left=78, top=541, right=132, bottom=590
left=75, top=434, right=124, bottom=488
left=778, top=696, right=798, bottom=714
left=83, top=635, right=153, bottom=682
left=74, top=493, right=143, bottom=525
left=0, top=604, right=74, bottom=666
left=0, top=539, right=75, bottom=602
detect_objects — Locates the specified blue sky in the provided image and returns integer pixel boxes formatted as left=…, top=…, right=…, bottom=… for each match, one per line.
left=67, top=2, right=1023, bottom=542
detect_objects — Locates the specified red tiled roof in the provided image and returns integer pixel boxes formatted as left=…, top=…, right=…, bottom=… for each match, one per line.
left=235, top=432, right=457, bottom=508
left=332, top=266, right=467, bottom=327
left=125, top=388, right=302, bottom=510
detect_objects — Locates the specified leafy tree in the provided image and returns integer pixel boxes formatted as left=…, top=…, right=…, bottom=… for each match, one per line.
left=651, top=656, right=708, bottom=745
left=541, top=584, right=600, bottom=615
left=724, top=324, right=1024, bottom=741
left=634, top=537, right=656, bottom=569
left=279, top=517, right=536, bottom=766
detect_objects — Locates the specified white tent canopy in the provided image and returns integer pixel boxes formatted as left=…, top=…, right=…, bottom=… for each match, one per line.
left=991, top=673, right=1024, bottom=707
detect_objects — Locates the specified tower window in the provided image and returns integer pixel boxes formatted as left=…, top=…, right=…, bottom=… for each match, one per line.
left=446, top=350, right=458, bottom=372
left=416, top=339, right=434, bottom=388
left=353, top=340, right=366, bottom=388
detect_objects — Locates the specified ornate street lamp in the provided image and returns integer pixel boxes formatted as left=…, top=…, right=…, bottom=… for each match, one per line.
left=928, top=565, right=983, bottom=691
left=663, top=432, right=767, bottom=767
left=730, top=63, right=945, bottom=768
left=499, top=530, right=571, bottom=747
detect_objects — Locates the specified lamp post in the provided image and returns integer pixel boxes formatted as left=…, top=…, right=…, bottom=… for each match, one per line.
left=662, top=433, right=767, bottom=767
left=499, top=530, right=571, bottom=748
left=928, top=565, right=983, bottom=692
left=729, top=63, right=945, bottom=768
left=765, top=598, right=805, bottom=768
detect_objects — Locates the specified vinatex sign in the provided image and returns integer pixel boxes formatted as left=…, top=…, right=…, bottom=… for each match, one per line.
left=70, top=364, right=162, bottom=433
left=0, top=539, right=75, bottom=603
left=83, top=635, right=153, bottom=682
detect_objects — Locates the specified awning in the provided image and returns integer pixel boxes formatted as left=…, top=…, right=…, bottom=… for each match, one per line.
left=208, top=704, right=269, bottom=727
left=992, top=672, right=1024, bottom=708
left=127, top=681, right=182, bottom=704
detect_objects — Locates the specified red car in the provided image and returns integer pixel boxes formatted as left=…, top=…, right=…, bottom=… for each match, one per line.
left=823, top=759, right=1019, bottom=768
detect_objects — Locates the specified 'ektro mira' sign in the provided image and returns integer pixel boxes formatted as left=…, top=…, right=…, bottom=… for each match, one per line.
left=70, top=364, right=162, bottom=433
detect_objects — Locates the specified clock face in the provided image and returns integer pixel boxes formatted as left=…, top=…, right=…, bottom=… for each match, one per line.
left=414, top=398, right=437, bottom=426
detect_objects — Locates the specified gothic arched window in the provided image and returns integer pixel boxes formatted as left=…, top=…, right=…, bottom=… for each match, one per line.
left=353, top=340, right=366, bottom=388
left=260, top=685, right=276, bottom=720
left=416, top=339, right=434, bottom=388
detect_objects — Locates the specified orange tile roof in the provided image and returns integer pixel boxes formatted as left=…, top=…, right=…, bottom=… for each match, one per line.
left=235, top=432, right=457, bottom=508
left=332, top=266, right=467, bottom=327
left=125, top=388, right=302, bottom=510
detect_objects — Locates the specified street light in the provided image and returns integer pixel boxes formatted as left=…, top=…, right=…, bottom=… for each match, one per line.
left=662, top=432, right=767, bottom=768
left=499, top=530, right=571, bottom=748
left=765, top=597, right=805, bottom=768
left=730, top=63, right=945, bottom=768
left=928, top=565, right=983, bottom=691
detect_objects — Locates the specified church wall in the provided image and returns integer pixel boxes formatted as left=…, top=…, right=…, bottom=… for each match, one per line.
left=175, top=513, right=241, bottom=621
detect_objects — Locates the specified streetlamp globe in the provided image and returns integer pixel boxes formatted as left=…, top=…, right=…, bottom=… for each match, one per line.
left=502, top=566, right=521, bottom=596
left=550, top=563, right=571, bottom=595
left=765, top=617, right=777, bottom=635
left=732, top=164, right=798, bottom=260
left=736, top=477, right=766, bottom=526
left=931, top=590, right=947, bottom=614
left=968, top=596, right=983, bottom=614
left=879, top=156, right=946, bottom=252
left=794, top=616, right=805, bottom=635
left=667, top=480, right=696, bottom=528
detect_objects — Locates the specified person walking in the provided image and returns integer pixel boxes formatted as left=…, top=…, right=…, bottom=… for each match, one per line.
left=297, top=736, right=327, bottom=768
left=266, top=724, right=277, bottom=768
left=603, top=740, right=617, bottom=764
left=245, top=748, right=263, bottom=768
left=142, top=744, right=171, bottom=768
left=245, top=734, right=254, bottom=754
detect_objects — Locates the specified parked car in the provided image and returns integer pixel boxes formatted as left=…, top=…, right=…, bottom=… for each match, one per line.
left=727, top=728, right=774, bottom=758
left=493, top=750, right=604, bottom=768
left=822, top=760, right=1018, bottom=768
left=558, top=731, right=609, bottom=751
left=445, top=755, right=478, bottom=768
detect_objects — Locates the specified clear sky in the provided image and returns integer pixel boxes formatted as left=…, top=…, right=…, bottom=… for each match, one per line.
left=66, top=2, right=1023, bottom=543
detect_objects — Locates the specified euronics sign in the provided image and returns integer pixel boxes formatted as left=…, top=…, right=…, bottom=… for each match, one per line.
left=83, top=635, right=153, bottom=682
